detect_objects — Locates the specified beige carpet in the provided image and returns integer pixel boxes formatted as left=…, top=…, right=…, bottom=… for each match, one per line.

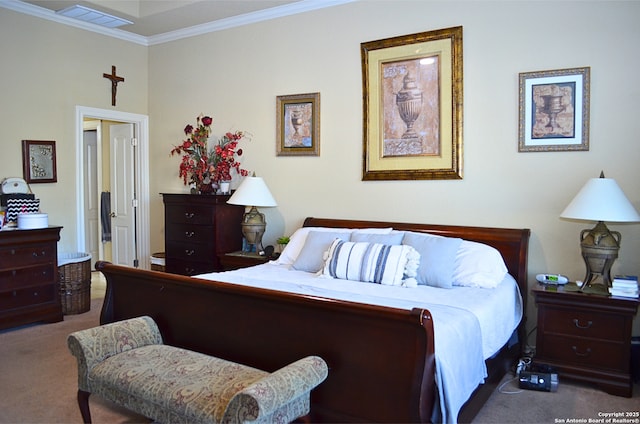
left=473, top=374, right=639, bottom=423
left=0, top=298, right=148, bottom=424
left=1, top=286, right=638, bottom=423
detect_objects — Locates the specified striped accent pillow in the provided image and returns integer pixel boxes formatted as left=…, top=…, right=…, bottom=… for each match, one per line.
left=322, top=239, right=419, bottom=287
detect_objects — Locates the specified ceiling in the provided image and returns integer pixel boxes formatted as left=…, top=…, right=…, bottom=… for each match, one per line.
left=21, top=0, right=301, bottom=36
left=4, top=0, right=352, bottom=44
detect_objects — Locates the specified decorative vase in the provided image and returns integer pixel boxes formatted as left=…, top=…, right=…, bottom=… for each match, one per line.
left=219, top=181, right=231, bottom=195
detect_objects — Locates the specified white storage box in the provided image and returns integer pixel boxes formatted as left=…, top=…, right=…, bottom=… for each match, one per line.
left=17, top=213, right=48, bottom=229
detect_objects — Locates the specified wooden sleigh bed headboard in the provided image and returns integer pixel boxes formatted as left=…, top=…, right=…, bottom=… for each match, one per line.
left=97, top=217, right=530, bottom=423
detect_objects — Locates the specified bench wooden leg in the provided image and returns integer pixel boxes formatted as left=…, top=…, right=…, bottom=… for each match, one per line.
left=293, top=414, right=312, bottom=423
left=77, top=390, right=92, bottom=424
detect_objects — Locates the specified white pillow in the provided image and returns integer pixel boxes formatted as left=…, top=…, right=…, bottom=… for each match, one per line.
left=291, top=230, right=351, bottom=272
left=452, top=240, right=508, bottom=288
left=322, top=239, right=419, bottom=287
left=275, top=227, right=348, bottom=265
left=275, top=226, right=393, bottom=265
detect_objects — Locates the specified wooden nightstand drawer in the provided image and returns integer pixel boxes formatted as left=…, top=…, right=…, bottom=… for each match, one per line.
left=219, top=252, right=269, bottom=270
left=541, top=334, right=626, bottom=371
left=542, top=307, right=625, bottom=341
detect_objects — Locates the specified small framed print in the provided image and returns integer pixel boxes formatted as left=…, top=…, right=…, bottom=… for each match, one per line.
left=518, top=67, right=590, bottom=152
left=276, top=92, right=320, bottom=156
left=22, top=140, right=57, bottom=183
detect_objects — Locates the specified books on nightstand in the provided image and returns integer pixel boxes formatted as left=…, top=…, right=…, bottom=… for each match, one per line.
left=609, top=275, right=639, bottom=298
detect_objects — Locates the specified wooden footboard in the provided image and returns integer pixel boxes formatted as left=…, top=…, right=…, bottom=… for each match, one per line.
left=97, top=261, right=436, bottom=423
left=97, top=217, right=529, bottom=423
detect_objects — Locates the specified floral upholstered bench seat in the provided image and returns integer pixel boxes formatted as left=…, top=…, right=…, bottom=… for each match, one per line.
left=67, top=316, right=328, bottom=424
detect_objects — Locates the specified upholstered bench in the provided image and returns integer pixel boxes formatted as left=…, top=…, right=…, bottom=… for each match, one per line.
left=67, top=316, right=328, bottom=424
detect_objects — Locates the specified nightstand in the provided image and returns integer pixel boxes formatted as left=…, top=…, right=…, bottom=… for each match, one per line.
left=219, top=251, right=269, bottom=271
left=532, top=283, right=639, bottom=397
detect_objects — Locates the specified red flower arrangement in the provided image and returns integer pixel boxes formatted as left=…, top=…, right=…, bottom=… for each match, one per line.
left=170, top=115, right=212, bottom=188
left=208, top=131, right=250, bottom=182
left=170, top=115, right=249, bottom=191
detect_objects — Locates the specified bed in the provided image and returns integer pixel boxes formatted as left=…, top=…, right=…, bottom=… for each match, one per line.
left=97, top=217, right=530, bottom=423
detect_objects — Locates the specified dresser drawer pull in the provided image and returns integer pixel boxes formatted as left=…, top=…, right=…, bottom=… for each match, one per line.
left=184, top=212, right=195, bottom=219
left=573, top=318, right=593, bottom=329
left=185, top=249, right=195, bottom=256
left=185, top=231, right=195, bottom=238
left=571, top=346, right=592, bottom=357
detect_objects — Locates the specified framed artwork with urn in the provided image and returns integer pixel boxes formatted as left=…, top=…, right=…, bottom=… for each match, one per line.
left=518, top=67, right=590, bottom=152
left=361, top=26, right=463, bottom=180
left=276, top=92, right=320, bottom=156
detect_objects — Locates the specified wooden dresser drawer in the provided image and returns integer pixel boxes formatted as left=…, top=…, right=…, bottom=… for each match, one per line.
left=0, top=244, right=56, bottom=269
left=166, top=241, right=215, bottom=262
left=0, top=284, right=57, bottom=310
left=0, top=265, right=55, bottom=291
left=165, top=204, right=216, bottom=226
left=165, top=223, right=213, bottom=243
left=542, top=307, right=625, bottom=341
left=165, top=260, right=215, bottom=276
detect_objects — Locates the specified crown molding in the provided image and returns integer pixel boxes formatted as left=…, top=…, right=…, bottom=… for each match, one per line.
left=0, top=0, right=357, bottom=47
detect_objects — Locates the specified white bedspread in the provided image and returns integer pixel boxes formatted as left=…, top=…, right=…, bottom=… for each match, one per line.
left=197, top=263, right=522, bottom=423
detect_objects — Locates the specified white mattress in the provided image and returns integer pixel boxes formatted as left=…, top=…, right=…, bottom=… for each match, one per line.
left=197, top=263, right=523, bottom=424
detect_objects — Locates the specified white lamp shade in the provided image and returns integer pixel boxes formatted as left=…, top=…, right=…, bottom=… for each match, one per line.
left=560, top=177, right=640, bottom=222
left=227, top=176, right=277, bottom=207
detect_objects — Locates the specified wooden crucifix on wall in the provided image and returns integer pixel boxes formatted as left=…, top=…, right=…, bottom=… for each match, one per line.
left=103, top=65, right=124, bottom=106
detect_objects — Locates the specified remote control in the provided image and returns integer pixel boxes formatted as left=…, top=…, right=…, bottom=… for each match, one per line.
left=536, top=274, right=569, bottom=285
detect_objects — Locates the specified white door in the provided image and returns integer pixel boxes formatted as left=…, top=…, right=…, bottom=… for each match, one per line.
left=83, top=130, right=100, bottom=269
left=110, top=123, right=138, bottom=267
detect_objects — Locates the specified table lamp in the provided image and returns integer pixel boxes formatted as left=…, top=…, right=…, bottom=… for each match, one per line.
left=227, top=176, right=277, bottom=253
left=560, top=172, right=640, bottom=289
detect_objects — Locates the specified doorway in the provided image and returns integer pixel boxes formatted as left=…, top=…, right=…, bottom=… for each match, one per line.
left=75, top=106, right=150, bottom=269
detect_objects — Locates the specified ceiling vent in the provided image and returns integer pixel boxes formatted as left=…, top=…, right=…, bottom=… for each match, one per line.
left=56, top=4, right=133, bottom=28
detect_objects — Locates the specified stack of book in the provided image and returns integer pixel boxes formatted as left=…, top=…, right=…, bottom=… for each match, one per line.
left=609, top=275, right=639, bottom=298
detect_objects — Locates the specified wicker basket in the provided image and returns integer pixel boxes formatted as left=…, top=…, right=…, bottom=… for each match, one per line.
left=150, top=252, right=166, bottom=272
left=58, top=253, right=92, bottom=315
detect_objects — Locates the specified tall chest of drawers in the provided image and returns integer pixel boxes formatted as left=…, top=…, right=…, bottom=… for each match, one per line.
left=0, top=226, right=63, bottom=330
left=532, top=284, right=638, bottom=397
left=162, top=194, right=244, bottom=276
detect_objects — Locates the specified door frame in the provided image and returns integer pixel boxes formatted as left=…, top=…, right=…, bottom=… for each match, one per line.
left=75, top=106, right=151, bottom=269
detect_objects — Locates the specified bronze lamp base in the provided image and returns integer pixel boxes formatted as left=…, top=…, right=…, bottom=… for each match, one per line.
left=579, top=221, right=620, bottom=288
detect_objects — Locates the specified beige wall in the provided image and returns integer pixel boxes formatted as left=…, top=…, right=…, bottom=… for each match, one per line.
left=0, top=8, right=148, bottom=249
left=1, top=1, right=639, bottom=334
left=148, top=1, right=640, bottom=333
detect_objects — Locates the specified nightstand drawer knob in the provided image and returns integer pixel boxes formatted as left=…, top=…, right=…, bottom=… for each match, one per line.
left=185, top=231, right=195, bottom=238
left=572, top=346, right=592, bottom=357
left=573, top=318, right=593, bottom=329
left=184, top=212, right=195, bottom=219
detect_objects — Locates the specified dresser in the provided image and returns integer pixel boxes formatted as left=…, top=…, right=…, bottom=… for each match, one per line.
left=162, top=194, right=244, bottom=276
left=0, top=226, right=63, bottom=330
left=532, top=283, right=639, bottom=397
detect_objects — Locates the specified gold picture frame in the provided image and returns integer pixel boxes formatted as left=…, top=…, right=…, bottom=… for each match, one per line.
left=276, top=92, right=320, bottom=156
left=518, top=67, right=590, bottom=152
left=361, top=26, right=463, bottom=180
left=22, top=140, right=57, bottom=183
